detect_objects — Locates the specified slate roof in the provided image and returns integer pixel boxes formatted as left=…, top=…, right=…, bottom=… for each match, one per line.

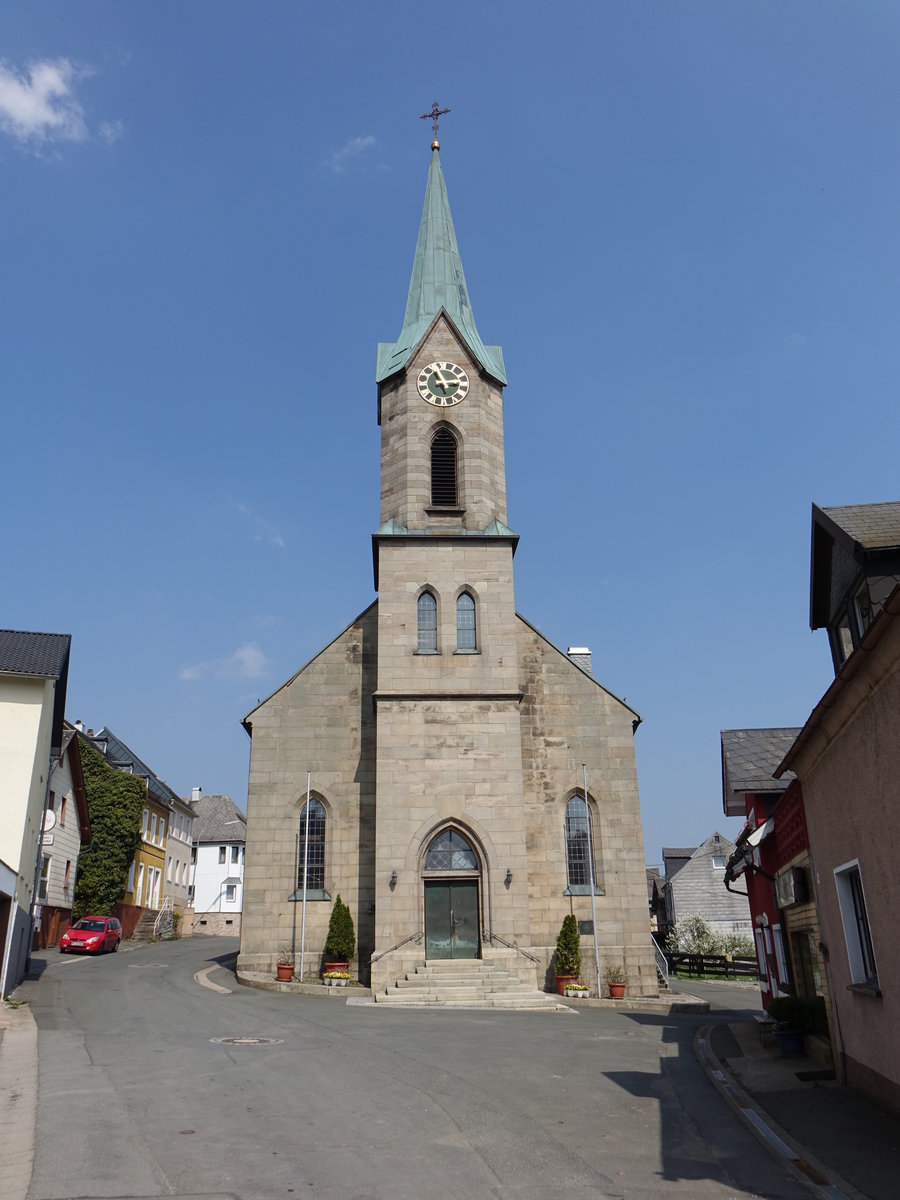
left=189, top=794, right=246, bottom=844
left=376, top=149, right=506, bottom=385
left=820, top=501, right=900, bottom=550
left=645, top=866, right=661, bottom=903
left=721, top=728, right=800, bottom=795
left=84, top=726, right=181, bottom=810
left=662, top=847, right=696, bottom=878
left=0, top=630, right=70, bottom=678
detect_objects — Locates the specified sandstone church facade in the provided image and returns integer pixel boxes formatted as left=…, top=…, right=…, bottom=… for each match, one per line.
left=237, top=139, right=657, bottom=998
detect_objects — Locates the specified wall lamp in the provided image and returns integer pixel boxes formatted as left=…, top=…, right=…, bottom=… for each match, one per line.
left=389, top=870, right=397, bottom=890
left=505, top=868, right=513, bottom=887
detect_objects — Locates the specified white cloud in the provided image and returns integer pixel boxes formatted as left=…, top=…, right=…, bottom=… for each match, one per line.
left=179, top=641, right=272, bottom=683
left=99, top=118, right=124, bottom=145
left=326, top=134, right=377, bottom=173
left=0, top=57, right=88, bottom=146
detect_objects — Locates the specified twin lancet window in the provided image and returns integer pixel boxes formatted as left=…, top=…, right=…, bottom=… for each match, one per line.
left=417, top=591, right=477, bottom=654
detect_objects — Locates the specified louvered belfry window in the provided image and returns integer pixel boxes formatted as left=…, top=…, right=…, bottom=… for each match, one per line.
left=430, top=429, right=458, bottom=506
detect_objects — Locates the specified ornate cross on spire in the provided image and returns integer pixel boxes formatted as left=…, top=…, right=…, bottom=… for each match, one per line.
left=420, top=101, right=451, bottom=150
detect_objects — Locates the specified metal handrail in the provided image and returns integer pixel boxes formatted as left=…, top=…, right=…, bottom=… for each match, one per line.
left=485, top=932, right=539, bottom=964
left=653, top=939, right=669, bottom=987
left=153, top=897, right=172, bottom=938
left=369, top=930, right=423, bottom=964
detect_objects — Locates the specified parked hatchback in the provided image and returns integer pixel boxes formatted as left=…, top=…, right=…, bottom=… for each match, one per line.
left=60, top=916, right=122, bottom=955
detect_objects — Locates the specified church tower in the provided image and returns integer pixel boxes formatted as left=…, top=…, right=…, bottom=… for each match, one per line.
left=371, top=142, right=531, bottom=976
left=238, top=124, right=657, bottom=1002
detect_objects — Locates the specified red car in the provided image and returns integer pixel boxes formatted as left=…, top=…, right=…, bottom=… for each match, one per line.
left=59, top=916, right=122, bottom=955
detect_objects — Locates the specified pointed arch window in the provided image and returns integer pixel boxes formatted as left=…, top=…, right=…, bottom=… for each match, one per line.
left=298, top=798, right=326, bottom=892
left=425, top=828, right=479, bottom=871
left=565, top=795, right=602, bottom=893
left=417, top=591, right=438, bottom=653
left=456, top=591, right=476, bottom=651
left=430, top=429, right=458, bottom=507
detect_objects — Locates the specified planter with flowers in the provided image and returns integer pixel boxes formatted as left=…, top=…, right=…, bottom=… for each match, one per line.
left=563, top=980, right=590, bottom=999
left=553, top=914, right=582, bottom=995
left=323, top=971, right=351, bottom=988
left=323, top=894, right=356, bottom=976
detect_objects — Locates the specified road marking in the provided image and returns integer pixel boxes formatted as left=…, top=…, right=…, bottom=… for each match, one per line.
left=195, top=964, right=232, bottom=994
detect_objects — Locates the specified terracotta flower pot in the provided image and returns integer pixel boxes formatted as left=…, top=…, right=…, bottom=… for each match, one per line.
left=555, top=974, right=577, bottom=995
left=324, top=961, right=349, bottom=975
left=607, top=982, right=626, bottom=1000
left=276, top=963, right=294, bottom=982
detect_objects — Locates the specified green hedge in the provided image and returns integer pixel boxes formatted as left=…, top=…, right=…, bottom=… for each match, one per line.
left=73, top=739, right=144, bottom=920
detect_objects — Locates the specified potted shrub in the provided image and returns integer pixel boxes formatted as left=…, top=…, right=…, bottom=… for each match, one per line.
left=324, top=894, right=355, bottom=974
left=554, top=914, right=581, bottom=995
left=276, top=947, right=294, bottom=983
left=604, top=962, right=627, bottom=1000
left=323, top=970, right=351, bottom=988
left=563, top=980, right=590, bottom=999
left=767, top=996, right=815, bottom=1057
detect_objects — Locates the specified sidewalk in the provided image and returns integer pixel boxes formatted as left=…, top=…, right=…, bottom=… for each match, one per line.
left=699, top=1018, right=900, bottom=1200
left=0, top=998, right=38, bottom=1200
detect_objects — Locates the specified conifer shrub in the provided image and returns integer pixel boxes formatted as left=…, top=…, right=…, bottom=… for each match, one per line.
left=325, top=894, right=356, bottom=962
left=554, top=913, right=582, bottom=977
left=73, top=739, right=144, bottom=920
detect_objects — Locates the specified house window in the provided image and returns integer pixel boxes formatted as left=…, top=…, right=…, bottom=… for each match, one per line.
left=142, top=809, right=149, bottom=837
left=417, top=591, right=438, bottom=653
left=565, top=795, right=600, bottom=890
left=38, top=856, right=51, bottom=901
left=64, top=859, right=72, bottom=888
left=711, top=855, right=726, bottom=869
left=231, top=845, right=239, bottom=864
left=218, top=846, right=226, bottom=864
left=298, top=798, right=326, bottom=891
left=225, top=884, right=236, bottom=902
left=48, top=791, right=55, bottom=812
left=430, top=428, right=458, bottom=506
left=150, top=814, right=158, bottom=844
left=853, top=580, right=875, bottom=639
left=456, top=592, right=476, bottom=651
left=188, top=884, right=194, bottom=903
left=167, top=856, right=173, bottom=882
left=158, top=818, right=166, bottom=844
left=834, top=860, right=878, bottom=987
left=60, top=796, right=67, bottom=826
left=136, top=863, right=145, bottom=904
left=191, top=845, right=196, bottom=863
left=127, top=861, right=136, bottom=892
left=424, top=828, right=478, bottom=870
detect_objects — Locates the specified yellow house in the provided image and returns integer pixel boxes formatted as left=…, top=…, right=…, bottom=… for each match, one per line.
left=124, top=794, right=170, bottom=910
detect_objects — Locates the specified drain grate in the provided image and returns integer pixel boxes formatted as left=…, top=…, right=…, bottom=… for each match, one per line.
left=209, top=1036, right=283, bottom=1046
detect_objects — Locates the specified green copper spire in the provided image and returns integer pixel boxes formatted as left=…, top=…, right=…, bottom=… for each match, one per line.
left=377, top=149, right=506, bottom=385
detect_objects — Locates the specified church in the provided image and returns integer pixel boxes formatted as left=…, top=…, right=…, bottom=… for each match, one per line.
left=237, top=124, right=657, bottom=999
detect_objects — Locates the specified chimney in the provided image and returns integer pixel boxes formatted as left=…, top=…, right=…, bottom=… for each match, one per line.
left=74, top=720, right=85, bottom=733
left=567, top=646, right=593, bottom=677
left=191, top=786, right=202, bottom=802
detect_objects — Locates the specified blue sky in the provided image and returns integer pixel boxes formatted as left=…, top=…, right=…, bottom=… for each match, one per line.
left=4, top=3, right=899, bottom=865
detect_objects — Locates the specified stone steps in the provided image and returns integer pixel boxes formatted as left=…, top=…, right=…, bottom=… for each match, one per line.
left=376, top=958, right=567, bottom=1011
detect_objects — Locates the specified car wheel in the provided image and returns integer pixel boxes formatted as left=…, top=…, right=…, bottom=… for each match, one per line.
left=59, top=947, right=66, bottom=953
left=112, top=939, right=119, bottom=952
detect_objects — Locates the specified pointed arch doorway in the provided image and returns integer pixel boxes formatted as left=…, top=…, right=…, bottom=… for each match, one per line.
left=423, top=829, right=481, bottom=959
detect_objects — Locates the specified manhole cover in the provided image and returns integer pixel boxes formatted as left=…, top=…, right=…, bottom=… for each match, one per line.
left=209, top=1036, right=284, bottom=1046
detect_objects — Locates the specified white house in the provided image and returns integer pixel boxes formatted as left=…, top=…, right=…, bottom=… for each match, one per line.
left=0, top=630, right=71, bottom=997
left=189, top=790, right=245, bottom=936
left=36, top=724, right=91, bottom=947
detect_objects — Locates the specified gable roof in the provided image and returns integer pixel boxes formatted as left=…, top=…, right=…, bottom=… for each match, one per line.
left=0, top=630, right=70, bottom=679
left=60, top=725, right=91, bottom=843
left=189, top=793, right=246, bottom=844
left=662, top=847, right=696, bottom=879
left=376, top=149, right=506, bottom=385
left=84, top=726, right=181, bottom=811
left=811, top=501, right=900, bottom=629
left=721, top=727, right=799, bottom=815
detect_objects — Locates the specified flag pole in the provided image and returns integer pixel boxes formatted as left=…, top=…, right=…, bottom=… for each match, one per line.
left=583, top=764, right=602, bottom=999
left=299, top=770, right=311, bottom=981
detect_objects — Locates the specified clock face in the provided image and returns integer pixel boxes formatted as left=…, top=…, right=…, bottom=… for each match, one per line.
left=417, top=361, right=469, bottom=407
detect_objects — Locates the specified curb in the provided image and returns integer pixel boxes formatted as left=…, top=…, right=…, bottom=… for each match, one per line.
left=694, top=1025, right=865, bottom=1200
left=0, top=1000, right=38, bottom=1200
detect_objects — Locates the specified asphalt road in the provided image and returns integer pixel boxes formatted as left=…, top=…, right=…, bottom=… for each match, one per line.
left=21, top=937, right=808, bottom=1200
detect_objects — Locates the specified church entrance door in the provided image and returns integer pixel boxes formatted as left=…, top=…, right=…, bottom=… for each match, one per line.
left=424, top=880, right=479, bottom=959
